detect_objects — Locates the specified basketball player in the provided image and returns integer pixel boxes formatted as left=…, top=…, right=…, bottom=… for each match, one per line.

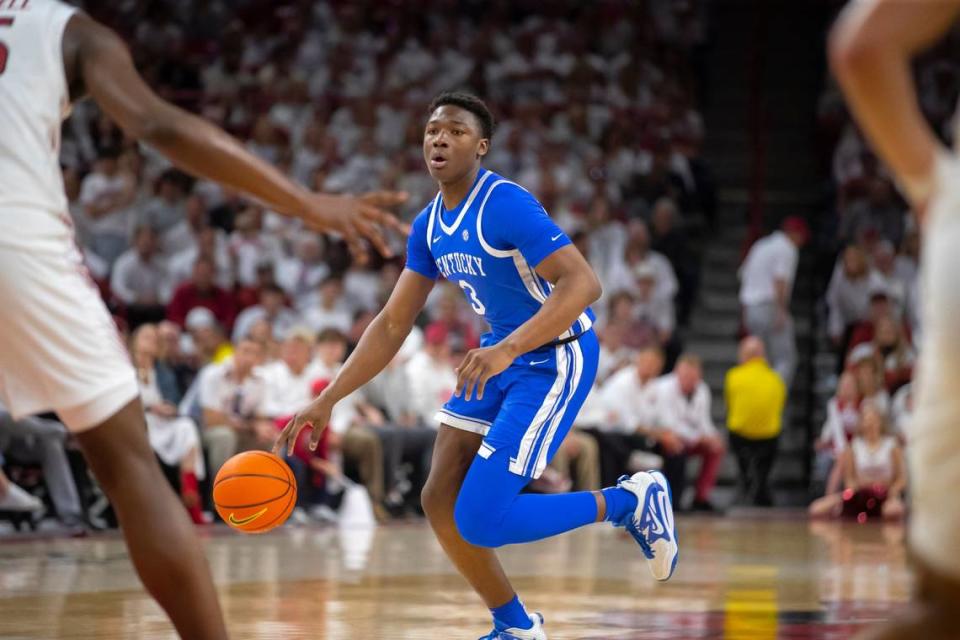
left=275, top=92, right=679, bottom=639
left=830, top=1, right=960, bottom=638
left=0, top=2, right=404, bottom=638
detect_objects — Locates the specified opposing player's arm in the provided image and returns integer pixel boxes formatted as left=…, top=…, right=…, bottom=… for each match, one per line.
left=274, top=269, right=435, bottom=454
left=62, top=12, right=405, bottom=256
left=829, top=0, right=960, bottom=214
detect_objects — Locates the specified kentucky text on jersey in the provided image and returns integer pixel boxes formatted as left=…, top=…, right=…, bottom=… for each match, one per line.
left=405, top=168, right=595, bottom=343
left=435, top=252, right=487, bottom=278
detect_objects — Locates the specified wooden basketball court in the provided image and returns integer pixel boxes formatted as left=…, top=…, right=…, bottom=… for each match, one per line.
left=0, top=516, right=911, bottom=639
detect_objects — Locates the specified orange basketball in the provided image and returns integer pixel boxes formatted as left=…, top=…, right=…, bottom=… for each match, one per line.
left=213, top=451, right=297, bottom=534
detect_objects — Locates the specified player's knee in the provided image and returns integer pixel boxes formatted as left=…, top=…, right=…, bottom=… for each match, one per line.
left=421, top=479, right=454, bottom=526
left=453, top=493, right=503, bottom=548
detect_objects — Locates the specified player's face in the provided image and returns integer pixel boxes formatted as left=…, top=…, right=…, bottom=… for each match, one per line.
left=423, top=106, right=488, bottom=183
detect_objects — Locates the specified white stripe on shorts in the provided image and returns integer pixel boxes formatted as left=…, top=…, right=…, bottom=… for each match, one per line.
left=531, top=339, right=584, bottom=478
left=510, top=344, right=569, bottom=476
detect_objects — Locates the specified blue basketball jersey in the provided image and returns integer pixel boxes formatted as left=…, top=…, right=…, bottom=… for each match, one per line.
left=405, top=168, right=595, bottom=346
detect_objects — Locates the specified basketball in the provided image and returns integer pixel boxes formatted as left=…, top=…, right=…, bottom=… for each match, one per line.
left=213, top=451, right=297, bottom=534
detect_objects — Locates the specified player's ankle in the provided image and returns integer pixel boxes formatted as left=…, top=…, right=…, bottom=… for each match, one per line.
left=491, top=594, right=533, bottom=631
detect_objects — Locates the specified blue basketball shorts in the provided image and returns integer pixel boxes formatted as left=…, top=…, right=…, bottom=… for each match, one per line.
left=435, top=329, right=599, bottom=479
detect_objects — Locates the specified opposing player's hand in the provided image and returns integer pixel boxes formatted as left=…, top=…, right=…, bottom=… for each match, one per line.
left=455, top=344, right=514, bottom=402
left=273, top=394, right=335, bottom=457
left=301, top=191, right=410, bottom=262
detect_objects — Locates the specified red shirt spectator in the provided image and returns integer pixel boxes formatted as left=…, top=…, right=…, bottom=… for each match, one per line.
left=167, top=256, right=238, bottom=331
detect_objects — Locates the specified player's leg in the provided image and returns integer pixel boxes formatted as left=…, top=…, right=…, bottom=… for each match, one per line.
left=0, top=248, right=227, bottom=639
left=74, top=398, right=227, bottom=640
left=421, top=424, right=517, bottom=608
left=454, top=332, right=677, bottom=580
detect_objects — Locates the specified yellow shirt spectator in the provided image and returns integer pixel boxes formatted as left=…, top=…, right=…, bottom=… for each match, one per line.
left=725, top=357, right=786, bottom=440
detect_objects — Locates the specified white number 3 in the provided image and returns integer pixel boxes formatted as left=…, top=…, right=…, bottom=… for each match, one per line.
left=458, top=280, right=486, bottom=315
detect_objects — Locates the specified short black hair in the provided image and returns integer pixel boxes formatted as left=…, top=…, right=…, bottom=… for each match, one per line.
left=428, top=91, right=496, bottom=140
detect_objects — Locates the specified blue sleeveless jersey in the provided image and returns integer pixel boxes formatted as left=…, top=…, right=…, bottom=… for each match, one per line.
left=404, top=168, right=595, bottom=346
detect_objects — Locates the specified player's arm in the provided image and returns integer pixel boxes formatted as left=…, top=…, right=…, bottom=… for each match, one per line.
left=455, top=244, right=602, bottom=401
left=829, top=0, right=960, bottom=214
left=62, top=12, right=406, bottom=256
left=274, top=269, right=435, bottom=454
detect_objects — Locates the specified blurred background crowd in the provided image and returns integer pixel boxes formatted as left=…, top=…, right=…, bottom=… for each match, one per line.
left=0, top=0, right=937, bottom=533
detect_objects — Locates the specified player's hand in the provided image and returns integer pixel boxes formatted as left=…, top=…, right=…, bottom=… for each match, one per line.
left=273, top=394, right=334, bottom=457
left=302, top=191, right=410, bottom=262
left=455, top=344, right=514, bottom=401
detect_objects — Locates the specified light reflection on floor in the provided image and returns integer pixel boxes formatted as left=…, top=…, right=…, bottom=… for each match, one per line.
left=0, top=516, right=911, bottom=639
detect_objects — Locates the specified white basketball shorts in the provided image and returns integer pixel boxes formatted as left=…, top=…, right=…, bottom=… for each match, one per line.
left=0, top=243, right=138, bottom=432
left=910, top=152, right=960, bottom=580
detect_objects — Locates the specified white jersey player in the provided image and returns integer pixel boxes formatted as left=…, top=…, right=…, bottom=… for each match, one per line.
left=831, top=1, right=960, bottom=638
left=0, top=1, right=404, bottom=638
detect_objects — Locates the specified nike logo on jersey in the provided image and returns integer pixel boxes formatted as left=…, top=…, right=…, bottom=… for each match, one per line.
left=551, top=233, right=563, bottom=241
left=529, top=358, right=549, bottom=365
left=638, top=485, right=670, bottom=543
left=433, top=235, right=442, bottom=243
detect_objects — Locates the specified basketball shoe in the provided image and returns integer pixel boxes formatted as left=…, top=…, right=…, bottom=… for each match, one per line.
left=478, top=613, right=547, bottom=640
left=613, top=470, right=679, bottom=581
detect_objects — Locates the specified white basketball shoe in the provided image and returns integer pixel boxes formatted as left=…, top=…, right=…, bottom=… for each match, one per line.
left=613, top=470, right=679, bottom=581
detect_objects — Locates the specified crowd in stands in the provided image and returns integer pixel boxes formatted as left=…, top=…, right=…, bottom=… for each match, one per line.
left=800, top=11, right=958, bottom=521
left=0, top=0, right=749, bottom=530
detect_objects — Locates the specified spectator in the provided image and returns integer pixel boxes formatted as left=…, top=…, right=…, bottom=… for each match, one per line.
left=184, top=307, right=233, bottom=366
left=229, top=207, right=282, bottom=288
left=0, top=406, right=84, bottom=530
left=110, top=225, right=172, bottom=328
left=321, top=331, right=393, bottom=521
left=0, top=462, right=43, bottom=513
left=198, top=337, right=272, bottom=480
left=847, top=289, right=896, bottom=355
left=232, top=284, right=300, bottom=342
left=738, top=216, right=810, bottom=386
left=78, top=147, right=136, bottom=266
left=650, top=196, right=698, bottom=324
left=156, top=320, right=196, bottom=392
left=851, top=349, right=891, bottom=416
left=602, top=291, right=654, bottom=351
left=825, top=244, right=884, bottom=359
left=137, top=169, right=189, bottom=238
left=611, top=220, right=679, bottom=303
left=131, top=325, right=205, bottom=524
left=633, top=263, right=677, bottom=350
left=838, top=177, right=905, bottom=249
left=595, top=324, right=636, bottom=384
left=724, top=337, right=787, bottom=507
left=260, top=327, right=326, bottom=420
left=890, top=381, right=913, bottom=443
left=654, top=353, right=726, bottom=512
left=167, top=256, right=238, bottom=331
left=809, top=403, right=906, bottom=521
left=167, top=225, right=234, bottom=292
left=587, top=347, right=668, bottom=487
left=872, top=314, right=915, bottom=393
left=546, top=429, right=601, bottom=492
left=405, top=324, right=458, bottom=427
left=161, top=193, right=209, bottom=255
left=235, top=260, right=282, bottom=311
left=302, top=275, right=354, bottom=335
left=814, top=371, right=862, bottom=494
left=871, top=240, right=908, bottom=315
left=275, top=234, right=330, bottom=301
